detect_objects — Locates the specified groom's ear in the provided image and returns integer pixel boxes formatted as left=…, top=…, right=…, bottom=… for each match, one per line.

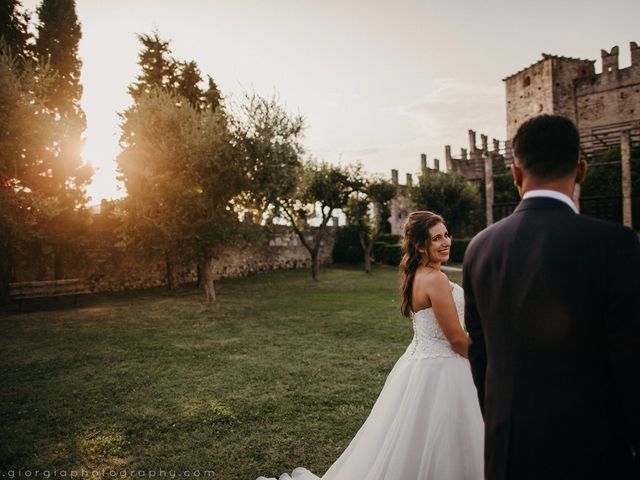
left=511, top=163, right=523, bottom=188
left=575, top=160, right=587, bottom=185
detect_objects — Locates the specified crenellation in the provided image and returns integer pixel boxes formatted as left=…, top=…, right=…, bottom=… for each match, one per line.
left=631, top=41, right=640, bottom=67
left=469, top=130, right=477, bottom=151
left=601, top=46, right=619, bottom=73
left=480, top=134, right=488, bottom=152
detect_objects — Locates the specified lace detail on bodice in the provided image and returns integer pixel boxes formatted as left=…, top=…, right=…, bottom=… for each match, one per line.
left=405, top=282, right=465, bottom=359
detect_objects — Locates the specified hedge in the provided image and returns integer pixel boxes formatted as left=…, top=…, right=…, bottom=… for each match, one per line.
left=377, top=233, right=401, bottom=244
left=332, top=225, right=364, bottom=264
left=450, top=238, right=471, bottom=263
left=372, top=241, right=386, bottom=263
left=384, top=244, right=402, bottom=265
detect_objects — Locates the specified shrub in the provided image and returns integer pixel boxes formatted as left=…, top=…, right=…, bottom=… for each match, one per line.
left=377, top=233, right=401, bottom=245
left=384, top=244, right=402, bottom=266
left=411, top=171, right=484, bottom=237
left=332, top=225, right=364, bottom=264
left=373, top=241, right=388, bottom=263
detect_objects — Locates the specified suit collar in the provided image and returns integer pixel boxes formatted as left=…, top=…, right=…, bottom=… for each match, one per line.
left=514, top=196, right=577, bottom=214
left=522, top=189, right=578, bottom=213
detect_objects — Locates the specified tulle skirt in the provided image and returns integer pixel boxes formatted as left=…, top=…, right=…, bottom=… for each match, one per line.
left=256, top=351, right=484, bottom=480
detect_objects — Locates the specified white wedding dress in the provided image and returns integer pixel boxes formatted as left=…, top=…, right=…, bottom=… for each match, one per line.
left=256, top=281, right=484, bottom=480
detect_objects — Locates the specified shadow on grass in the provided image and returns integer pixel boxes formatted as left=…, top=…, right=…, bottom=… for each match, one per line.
left=0, top=264, right=462, bottom=478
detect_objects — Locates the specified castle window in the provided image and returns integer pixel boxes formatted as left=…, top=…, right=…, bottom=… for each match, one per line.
left=523, top=76, right=531, bottom=87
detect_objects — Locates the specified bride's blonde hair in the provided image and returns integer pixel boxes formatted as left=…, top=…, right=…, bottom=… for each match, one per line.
left=399, top=211, right=445, bottom=317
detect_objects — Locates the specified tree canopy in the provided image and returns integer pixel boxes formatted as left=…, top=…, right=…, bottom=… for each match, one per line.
left=410, top=171, right=483, bottom=237
left=117, top=32, right=243, bottom=300
left=0, top=0, right=92, bottom=301
left=344, top=177, right=397, bottom=273
left=279, top=160, right=362, bottom=280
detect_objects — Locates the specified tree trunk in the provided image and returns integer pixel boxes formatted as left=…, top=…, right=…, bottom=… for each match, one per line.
left=310, top=249, right=320, bottom=281
left=364, top=241, right=374, bottom=274
left=358, top=231, right=373, bottom=274
left=201, top=258, right=216, bottom=303
left=197, top=262, right=203, bottom=288
left=165, top=252, right=179, bottom=290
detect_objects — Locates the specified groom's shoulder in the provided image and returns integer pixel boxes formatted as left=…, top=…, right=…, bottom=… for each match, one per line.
left=465, top=215, right=512, bottom=251
left=464, top=213, right=638, bottom=260
left=571, top=212, right=639, bottom=241
left=462, top=217, right=509, bottom=269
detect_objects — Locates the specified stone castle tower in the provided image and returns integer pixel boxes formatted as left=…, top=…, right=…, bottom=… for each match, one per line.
left=504, top=42, right=640, bottom=158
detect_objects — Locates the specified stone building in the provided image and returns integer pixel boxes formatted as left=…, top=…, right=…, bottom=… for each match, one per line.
left=392, top=42, right=640, bottom=232
left=388, top=167, right=412, bottom=235
left=504, top=42, right=640, bottom=160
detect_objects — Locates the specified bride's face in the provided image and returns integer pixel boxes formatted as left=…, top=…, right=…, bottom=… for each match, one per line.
left=426, top=222, right=451, bottom=264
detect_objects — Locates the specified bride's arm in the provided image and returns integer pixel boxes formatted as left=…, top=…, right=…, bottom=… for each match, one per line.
left=424, top=272, right=469, bottom=358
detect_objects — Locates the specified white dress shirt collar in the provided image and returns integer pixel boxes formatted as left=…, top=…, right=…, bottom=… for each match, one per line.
left=522, top=189, right=578, bottom=213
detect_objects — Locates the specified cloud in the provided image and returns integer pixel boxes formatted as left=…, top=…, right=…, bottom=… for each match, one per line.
left=388, top=78, right=505, bottom=144
left=308, top=78, right=509, bottom=179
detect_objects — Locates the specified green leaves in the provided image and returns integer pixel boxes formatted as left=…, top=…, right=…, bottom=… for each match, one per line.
left=128, top=31, right=221, bottom=113
left=410, top=171, right=483, bottom=237
left=344, top=177, right=395, bottom=234
left=233, top=91, right=306, bottom=218
left=117, top=88, right=244, bottom=264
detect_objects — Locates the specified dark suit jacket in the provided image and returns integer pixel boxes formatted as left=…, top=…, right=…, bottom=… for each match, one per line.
left=463, top=196, right=640, bottom=480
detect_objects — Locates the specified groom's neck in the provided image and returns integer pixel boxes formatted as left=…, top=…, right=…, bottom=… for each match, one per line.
left=514, top=160, right=586, bottom=200
left=518, top=175, right=577, bottom=200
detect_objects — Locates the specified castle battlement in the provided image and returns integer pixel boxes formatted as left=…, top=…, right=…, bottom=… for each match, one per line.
left=504, top=41, right=640, bottom=142
left=574, top=42, right=640, bottom=95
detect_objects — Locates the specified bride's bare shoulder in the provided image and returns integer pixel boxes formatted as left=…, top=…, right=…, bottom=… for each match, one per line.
left=414, top=267, right=449, bottom=288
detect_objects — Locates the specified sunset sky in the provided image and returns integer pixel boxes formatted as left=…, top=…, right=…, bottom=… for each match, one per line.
left=22, top=0, right=640, bottom=203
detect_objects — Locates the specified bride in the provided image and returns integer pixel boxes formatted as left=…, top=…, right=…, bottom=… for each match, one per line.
left=256, top=211, right=484, bottom=480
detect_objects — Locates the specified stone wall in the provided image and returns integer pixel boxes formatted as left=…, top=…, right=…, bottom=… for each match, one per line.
left=13, top=226, right=336, bottom=293
left=574, top=45, right=640, bottom=130
left=552, top=56, right=595, bottom=123
left=504, top=56, right=555, bottom=140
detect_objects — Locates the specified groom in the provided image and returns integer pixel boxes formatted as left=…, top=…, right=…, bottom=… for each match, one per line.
left=463, top=114, right=640, bottom=479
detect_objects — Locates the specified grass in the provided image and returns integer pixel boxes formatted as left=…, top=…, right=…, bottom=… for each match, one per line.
left=0, top=265, right=462, bottom=479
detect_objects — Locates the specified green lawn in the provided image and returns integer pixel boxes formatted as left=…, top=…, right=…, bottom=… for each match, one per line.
left=0, top=265, right=462, bottom=479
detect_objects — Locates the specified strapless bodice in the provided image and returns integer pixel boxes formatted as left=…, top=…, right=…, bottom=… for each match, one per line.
left=405, top=282, right=465, bottom=359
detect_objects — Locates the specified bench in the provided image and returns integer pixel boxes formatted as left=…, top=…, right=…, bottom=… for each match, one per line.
left=9, top=279, right=91, bottom=307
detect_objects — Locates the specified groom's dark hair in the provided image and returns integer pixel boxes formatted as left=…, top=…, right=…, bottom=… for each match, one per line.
left=512, top=114, right=580, bottom=179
